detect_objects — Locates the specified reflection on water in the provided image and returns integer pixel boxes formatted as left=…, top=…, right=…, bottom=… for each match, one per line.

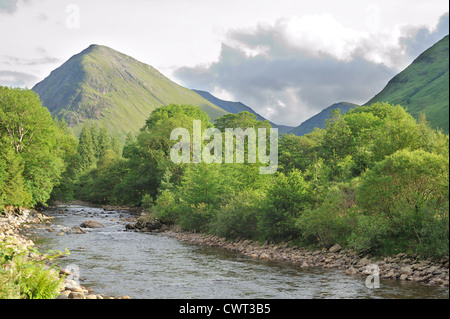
left=31, top=205, right=448, bottom=299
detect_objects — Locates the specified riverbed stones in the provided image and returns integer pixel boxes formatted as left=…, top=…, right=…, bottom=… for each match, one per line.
left=357, top=257, right=370, bottom=267
left=329, top=244, right=342, bottom=253
left=68, top=292, right=86, bottom=299
left=345, top=266, right=358, bottom=276
left=260, top=252, right=270, bottom=259
left=399, top=266, right=413, bottom=275
left=67, top=226, right=86, bottom=234
left=126, top=217, right=162, bottom=232
left=80, top=220, right=105, bottom=228
left=162, top=229, right=449, bottom=289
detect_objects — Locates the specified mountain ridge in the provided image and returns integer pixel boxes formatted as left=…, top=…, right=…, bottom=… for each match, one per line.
left=192, top=89, right=294, bottom=134
left=366, top=35, right=449, bottom=133
left=289, top=102, right=358, bottom=136
left=32, top=44, right=228, bottom=139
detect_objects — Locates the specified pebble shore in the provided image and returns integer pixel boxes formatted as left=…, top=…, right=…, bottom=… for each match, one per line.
left=160, top=229, right=449, bottom=289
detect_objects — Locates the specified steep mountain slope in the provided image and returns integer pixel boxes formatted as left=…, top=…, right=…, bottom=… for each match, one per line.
left=32, top=45, right=228, bottom=138
left=289, top=102, right=358, bottom=136
left=366, top=35, right=449, bottom=133
left=192, top=89, right=293, bottom=134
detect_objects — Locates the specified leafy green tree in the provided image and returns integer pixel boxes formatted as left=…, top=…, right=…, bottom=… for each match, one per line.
left=97, top=126, right=112, bottom=159
left=357, top=149, right=448, bottom=218
left=212, top=188, right=265, bottom=239
left=214, top=111, right=271, bottom=131
left=258, top=169, right=313, bottom=242
left=278, top=132, right=323, bottom=174
left=77, top=124, right=96, bottom=172
left=0, top=138, right=31, bottom=208
left=0, top=87, right=66, bottom=206
left=354, top=149, right=449, bottom=256
left=114, top=104, right=212, bottom=205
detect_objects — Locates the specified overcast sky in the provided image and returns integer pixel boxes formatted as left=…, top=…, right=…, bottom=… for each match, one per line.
left=1, top=0, right=448, bottom=126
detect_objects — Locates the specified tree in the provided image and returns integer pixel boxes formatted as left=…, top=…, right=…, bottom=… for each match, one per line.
left=357, top=149, right=449, bottom=218
left=0, top=87, right=66, bottom=206
left=0, top=138, right=31, bottom=208
left=258, top=169, right=313, bottom=242
left=97, top=125, right=112, bottom=159
left=354, top=149, right=449, bottom=256
left=113, top=104, right=212, bottom=205
left=214, top=111, right=271, bottom=132
left=77, top=124, right=96, bottom=171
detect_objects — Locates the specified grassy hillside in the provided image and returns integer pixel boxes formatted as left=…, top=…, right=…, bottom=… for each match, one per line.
left=289, top=102, right=358, bottom=136
left=32, top=45, right=228, bottom=139
left=366, top=35, right=449, bottom=133
left=192, top=89, right=293, bottom=134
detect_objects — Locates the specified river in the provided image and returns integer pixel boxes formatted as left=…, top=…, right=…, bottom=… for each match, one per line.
left=29, top=205, right=448, bottom=299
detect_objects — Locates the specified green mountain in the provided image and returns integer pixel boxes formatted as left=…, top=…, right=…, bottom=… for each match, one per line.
left=289, top=102, right=358, bottom=136
left=366, top=35, right=449, bottom=133
left=192, top=89, right=293, bottom=134
left=32, top=44, right=228, bottom=139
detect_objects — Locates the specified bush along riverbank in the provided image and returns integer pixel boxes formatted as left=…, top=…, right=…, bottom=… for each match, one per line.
left=0, top=207, right=130, bottom=299
left=127, top=216, right=449, bottom=289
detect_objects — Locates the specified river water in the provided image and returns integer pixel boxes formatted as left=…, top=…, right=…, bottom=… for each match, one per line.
left=30, top=205, right=448, bottom=299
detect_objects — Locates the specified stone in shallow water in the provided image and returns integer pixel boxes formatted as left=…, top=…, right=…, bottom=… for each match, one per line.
left=80, top=220, right=105, bottom=228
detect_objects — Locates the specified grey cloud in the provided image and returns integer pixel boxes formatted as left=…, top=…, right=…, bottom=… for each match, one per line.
left=400, top=12, right=449, bottom=60
left=0, top=55, right=59, bottom=66
left=0, top=70, right=39, bottom=88
left=175, top=42, right=395, bottom=126
left=0, top=48, right=60, bottom=66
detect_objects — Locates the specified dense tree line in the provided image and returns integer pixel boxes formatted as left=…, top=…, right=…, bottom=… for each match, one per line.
left=59, top=102, right=448, bottom=258
left=1, top=87, right=448, bottom=258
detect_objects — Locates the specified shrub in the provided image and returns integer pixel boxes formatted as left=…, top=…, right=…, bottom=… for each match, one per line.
left=179, top=202, right=215, bottom=232
left=353, top=149, right=449, bottom=257
left=258, top=169, right=313, bottom=242
left=297, top=180, right=359, bottom=248
left=212, top=189, right=265, bottom=240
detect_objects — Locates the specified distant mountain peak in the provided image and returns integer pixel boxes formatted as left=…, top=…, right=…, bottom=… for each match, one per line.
left=192, top=89, right=294, bottom=134
left=32, top=45, right=228, bottom=139
left=289, top=102, right=358, bottom=136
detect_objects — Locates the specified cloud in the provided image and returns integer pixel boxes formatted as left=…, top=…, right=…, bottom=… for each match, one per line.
left=176, top=43, right=394, bottom=126
left=0, top=70, right=39, bottom=88
left=174, top=12, right=449, bottom=126
left=0, top=0, right=18, bottom=13
left=1, top=47, right=59, bottom=74
left=400, top=12, right=449, bottom=59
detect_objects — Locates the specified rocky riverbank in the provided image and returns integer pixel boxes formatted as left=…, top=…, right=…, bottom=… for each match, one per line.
left=0, top=207, right=130, bottom=299
left=125, top=215, right=449, bottom=289
left=163, top=230, right=449, bottom=288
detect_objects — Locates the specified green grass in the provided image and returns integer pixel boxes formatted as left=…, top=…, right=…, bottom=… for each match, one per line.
left=366, top=35, right=449, bottom=133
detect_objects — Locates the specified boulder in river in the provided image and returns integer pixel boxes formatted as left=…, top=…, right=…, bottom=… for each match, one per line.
left=66, top=226, right=86, bottom=234
left=80, top=220, right=105, bottom=228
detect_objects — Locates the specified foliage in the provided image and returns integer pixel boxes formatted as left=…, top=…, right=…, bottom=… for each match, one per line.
left=297, top=179, right=359, bottom=248
left=0, top=87, right=75, bottom=209
left=212, top=189, right=265, bottom=239
left=0, top=235, right=66, bottom=299
left=352, top=149, right=449, bottom=257
left=258, top=169, right=313, bottom=242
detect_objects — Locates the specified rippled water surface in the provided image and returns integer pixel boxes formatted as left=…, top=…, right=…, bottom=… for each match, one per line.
left=31, top=205, right=448, bottom=299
